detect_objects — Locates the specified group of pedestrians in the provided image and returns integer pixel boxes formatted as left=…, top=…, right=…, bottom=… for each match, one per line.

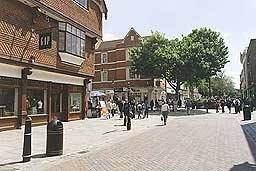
left=213, top=98, right=242, bottom=114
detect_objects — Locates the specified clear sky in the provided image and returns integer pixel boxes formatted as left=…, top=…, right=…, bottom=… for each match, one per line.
left=103, top=0, right=256, bottom=88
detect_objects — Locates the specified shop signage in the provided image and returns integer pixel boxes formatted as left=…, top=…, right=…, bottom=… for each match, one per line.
left=39, top=32, right=52, bottom=49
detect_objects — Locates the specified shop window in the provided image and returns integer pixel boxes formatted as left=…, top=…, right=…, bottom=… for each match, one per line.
left=52, top=93, right=62, bottom=113
left=58, top=22, right=86, bottom=57
left=27, top=89, right=46, bottom=115
left=70, top=93, right=82, bottom=112
left=0, top=88, right=18, bottom=117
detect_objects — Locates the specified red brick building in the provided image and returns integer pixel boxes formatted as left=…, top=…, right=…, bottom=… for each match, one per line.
left=0, top=0, right=107, bottom=131
left=93, top=28, right=165, bottom=103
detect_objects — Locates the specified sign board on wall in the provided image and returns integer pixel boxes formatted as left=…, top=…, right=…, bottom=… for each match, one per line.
left=39, top=32, right=52, bottom=49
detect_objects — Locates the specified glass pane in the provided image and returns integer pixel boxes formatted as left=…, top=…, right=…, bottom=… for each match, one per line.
left=0, top=88, right=15, bottom=117
left=81, top=31, right=85, bottom=39
left=27, top=89, right=45, bottom=115
left=72, top=26, right=77, bottom=35
left=58, top=22, right=66, bottom=31
left=67, top=24, right=71, bottom=32
left=77, top=29, right=81, bottom=37
left=67, top=33, right=72, bottom=53
left=58, top=32, right=65, bottom=51
left=72, top=35, right=77, bottom=55
left=81, top=39, right=85, bottom=57
left=77, top=38, right=81, bottom=56
left=70, top=93, right=81, bottom=112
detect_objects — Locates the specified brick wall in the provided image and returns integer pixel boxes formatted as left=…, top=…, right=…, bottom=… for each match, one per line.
left=39, top=0, right=103, bottom=36
left=0, top=0, right=96, bottom=76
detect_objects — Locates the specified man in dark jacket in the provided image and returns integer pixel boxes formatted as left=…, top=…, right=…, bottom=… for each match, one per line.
left=123, top=99, right=129, bottom=126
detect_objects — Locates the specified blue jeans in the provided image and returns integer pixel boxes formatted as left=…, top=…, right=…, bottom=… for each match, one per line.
left=162, top=111, right=168, bottom=125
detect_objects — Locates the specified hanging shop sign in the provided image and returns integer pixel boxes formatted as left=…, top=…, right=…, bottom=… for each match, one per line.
left=39, top=32, right=52, bottom=49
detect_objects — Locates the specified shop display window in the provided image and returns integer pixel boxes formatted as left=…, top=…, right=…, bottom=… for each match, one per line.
left=70, top=93, right=81, bottom=112
left=27, top=89, right=46, bottom=115
left=0, top=88, right=17, bottom=117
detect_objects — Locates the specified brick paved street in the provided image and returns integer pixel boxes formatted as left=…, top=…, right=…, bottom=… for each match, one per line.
left=2, top=110, right=256, bottom=171
left=44, top=113, right=256, bottom=171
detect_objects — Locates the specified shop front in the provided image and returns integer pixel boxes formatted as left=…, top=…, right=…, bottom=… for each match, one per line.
left=0, top=64, right=89, bottom=131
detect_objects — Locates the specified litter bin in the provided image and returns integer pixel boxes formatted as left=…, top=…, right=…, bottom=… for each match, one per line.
left=243, top=105, right=251, bottom=120
left=46, top=120, right=63, bottom=157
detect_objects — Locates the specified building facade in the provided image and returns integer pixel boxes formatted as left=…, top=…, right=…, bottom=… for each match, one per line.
left=240, top=39, right=256, bottom=101
left=93, top=28, right=165, bottom=103
left=0, top=0, right=107, bottom=131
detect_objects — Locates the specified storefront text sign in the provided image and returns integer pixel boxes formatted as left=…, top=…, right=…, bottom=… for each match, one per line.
left=39, top=32, right=52, bottom=49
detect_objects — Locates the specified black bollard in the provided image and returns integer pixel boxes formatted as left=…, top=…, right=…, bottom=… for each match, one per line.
left=23, top=116, right=32, bottom=162
left=127, top=116, right=131, bottom=130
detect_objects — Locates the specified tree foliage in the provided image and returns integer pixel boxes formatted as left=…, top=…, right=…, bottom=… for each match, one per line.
left=198, top=72, right=239, bottom=98
left=129, top=28, right=229, bottom=96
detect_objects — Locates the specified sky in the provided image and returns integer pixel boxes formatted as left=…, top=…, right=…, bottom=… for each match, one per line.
left=103, top=0, right=256, bottom=88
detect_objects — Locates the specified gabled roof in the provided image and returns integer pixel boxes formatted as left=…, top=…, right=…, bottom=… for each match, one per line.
left=97, top=28, right=149, bottom=51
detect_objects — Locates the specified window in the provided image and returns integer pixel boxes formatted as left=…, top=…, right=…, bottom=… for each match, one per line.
left=0, top=88, right=18, bottom=117
left=131, top=36, right=134, bottom=41
left=58, top=22, right=86, bottom=57
left=101, top=53, right=107, bottom=64
left=27, top=89, right=47, bottom=115
left=70, top=93, right=82, bottom=112
left=128, top=69, right=139, bottom=80
left=74, top=0, right=88, bottom=9
left=101, top=71, right=108, bottom=82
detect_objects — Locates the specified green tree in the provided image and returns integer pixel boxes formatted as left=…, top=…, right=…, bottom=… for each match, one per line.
left=197, top=72, right=239, bottom=98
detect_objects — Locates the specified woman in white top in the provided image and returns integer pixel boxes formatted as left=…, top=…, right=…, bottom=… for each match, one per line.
left=161, top=101, right=170, bottom=125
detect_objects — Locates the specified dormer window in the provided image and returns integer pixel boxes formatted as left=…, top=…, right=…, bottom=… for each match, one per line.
left=73, top=0, right=88, bottom=9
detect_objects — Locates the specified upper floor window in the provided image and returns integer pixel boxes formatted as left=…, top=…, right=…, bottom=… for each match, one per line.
left=127, top=68, right=139, bottom=80
left=101, top=71, right=108, bottom=82
left=58, top=22, right=86, bottom=57
left=73, top=0, right=88, bottom=9
left=101, top=53, right=108, bottom=64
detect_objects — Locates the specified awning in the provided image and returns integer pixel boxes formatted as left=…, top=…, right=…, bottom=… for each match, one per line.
left=90, top=91, right=106, bottom=97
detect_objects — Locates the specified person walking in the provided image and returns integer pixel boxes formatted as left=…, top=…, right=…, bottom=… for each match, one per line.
left=220, top=99, right=225, bottom=113
left=143, top=103, right=149, bottom=118
left=150, top=100, right=154, bottom=111
left=185, top=99, right=192, bottom=115
left=215, top=99, right=220, bottom=113
left=226, top=98, right=232, bottom=113
left=118, top=99, right=124, bottom=119
left=161, top=101, right=170, bottom=125
left=123, top=99, right=129, bottom=126
left=137, top=102, right=143, bottom=119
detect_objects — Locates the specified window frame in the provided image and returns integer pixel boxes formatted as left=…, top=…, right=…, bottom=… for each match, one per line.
left=101, top=71, right=108, bottom=82
left=101, top=52, right=108, bottom=64
left=70, top=93, right=82, bottom=113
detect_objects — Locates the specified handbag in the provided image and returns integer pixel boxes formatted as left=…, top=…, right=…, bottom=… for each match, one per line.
left=161, top=116, right=163, bottom=121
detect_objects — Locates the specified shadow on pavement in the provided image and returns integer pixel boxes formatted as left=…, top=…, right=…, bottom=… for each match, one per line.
left=0, top=160, right=23, bottom=167
left=237, top=122, right=256, bottom=171
left=230, top=162, right=256, bottom=171
left=31, top=153, right=47, bottom=159
left=102, top=129, right=127, bottom=135
left=155, top=124, right=165, bottom=127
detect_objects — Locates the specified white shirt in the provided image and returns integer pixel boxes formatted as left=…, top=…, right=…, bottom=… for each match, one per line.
left=161, top=104, right=169, bottom=112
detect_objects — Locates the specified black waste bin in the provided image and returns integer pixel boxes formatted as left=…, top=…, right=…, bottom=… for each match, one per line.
left=46, top=120, right=63, bottom=157
left=243, top=105, right=251, bottom=120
